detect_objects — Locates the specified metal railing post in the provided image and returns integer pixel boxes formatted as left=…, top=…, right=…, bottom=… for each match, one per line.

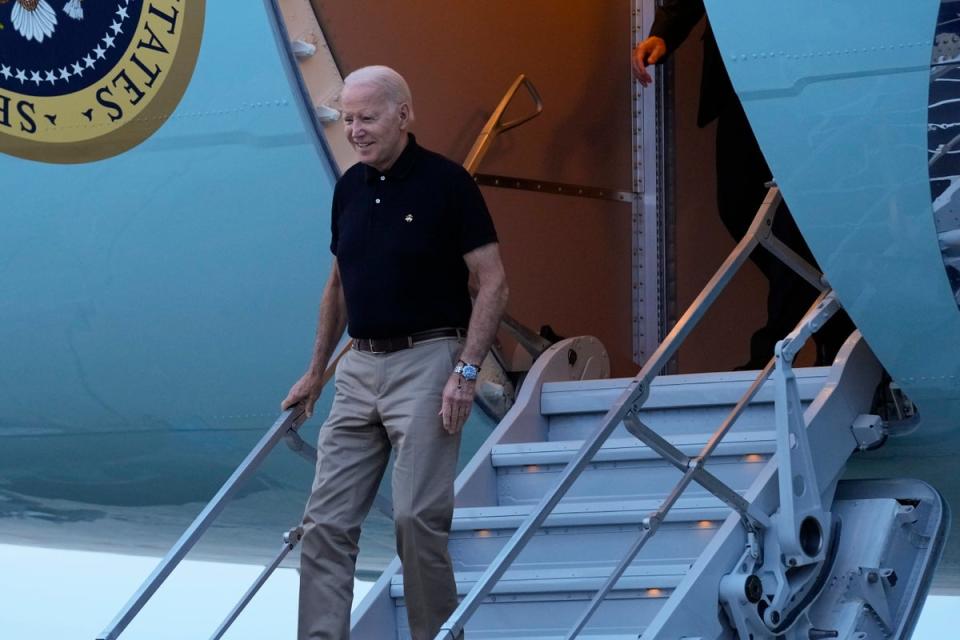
left=209, top=527, right=305, bottom=640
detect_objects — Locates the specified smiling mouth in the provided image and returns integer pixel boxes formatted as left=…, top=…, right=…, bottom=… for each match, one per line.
left=355, top=142, right=373, bottom=149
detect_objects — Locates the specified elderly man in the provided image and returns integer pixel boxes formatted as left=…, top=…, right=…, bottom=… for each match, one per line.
left=282, top=65, right=508, bottom=640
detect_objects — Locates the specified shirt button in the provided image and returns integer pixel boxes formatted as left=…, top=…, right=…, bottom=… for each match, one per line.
left=375, top=198, right=381, bottom=204
left=380, top=176, right=386, bottom=181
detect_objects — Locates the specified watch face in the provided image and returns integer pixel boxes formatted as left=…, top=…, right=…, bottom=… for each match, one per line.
left=462, top=364, right=479, bottom=381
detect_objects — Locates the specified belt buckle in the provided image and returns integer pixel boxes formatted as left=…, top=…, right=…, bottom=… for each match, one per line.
left=366, top=338, right=388, bottom=355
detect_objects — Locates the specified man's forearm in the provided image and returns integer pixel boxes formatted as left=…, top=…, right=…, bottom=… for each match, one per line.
left=460, top=277, right=508, bottom=365
left=308, top=274, right=348, bottom=376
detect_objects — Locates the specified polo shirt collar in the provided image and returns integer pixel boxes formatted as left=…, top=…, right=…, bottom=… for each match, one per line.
left=364, top=133, right=419, bottom=183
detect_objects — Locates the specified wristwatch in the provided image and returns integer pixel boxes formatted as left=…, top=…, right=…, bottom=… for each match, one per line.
left=453, top=360, right=481, bottom=381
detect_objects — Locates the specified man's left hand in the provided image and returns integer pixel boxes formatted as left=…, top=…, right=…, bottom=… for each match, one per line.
left=440, top=372, right=475, bottom=434
left=632, top=36, right=667, bottom=86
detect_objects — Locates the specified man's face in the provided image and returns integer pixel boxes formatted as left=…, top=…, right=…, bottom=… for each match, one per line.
left=340, top=83, right=409, bottom=173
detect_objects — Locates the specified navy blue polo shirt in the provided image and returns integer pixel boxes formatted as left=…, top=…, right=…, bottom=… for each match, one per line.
left=330, top=135, right=498, bottom=338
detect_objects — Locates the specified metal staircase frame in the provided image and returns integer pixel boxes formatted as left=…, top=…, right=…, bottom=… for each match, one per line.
left=434, top=186, right=837, bottom=640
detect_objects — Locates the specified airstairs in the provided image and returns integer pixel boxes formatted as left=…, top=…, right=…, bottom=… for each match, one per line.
left=351, top=191, right=944, bottom=640
left=350, top=331, right=944, bottom=639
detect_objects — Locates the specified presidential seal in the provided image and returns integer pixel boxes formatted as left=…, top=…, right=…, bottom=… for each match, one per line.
left=0, top=0, right=204, bottom=163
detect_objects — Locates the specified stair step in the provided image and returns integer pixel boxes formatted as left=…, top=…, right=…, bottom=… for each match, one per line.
left=396, top=599, right=654, bottom=640
left=392, top=567, right=673, bottom=638
left=452, top=495, right=731, bottom=531
left=540, top=368, right=828, bottom=414
left=389, top=564, right=687, bottom=599
left=491, top=432, right=776, bottom=467
left=494, top=439, right=770, bottom=505
left=542, top=371, right=826, bottom=442
left=448, top=497, right=732, bottom=572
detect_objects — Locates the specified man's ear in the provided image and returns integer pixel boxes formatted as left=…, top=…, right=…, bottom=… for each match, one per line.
left=398, top=103, right=410, bottom=128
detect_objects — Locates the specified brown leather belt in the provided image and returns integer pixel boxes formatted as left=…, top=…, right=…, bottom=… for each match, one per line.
left=352, top=328, right=466, bottom=354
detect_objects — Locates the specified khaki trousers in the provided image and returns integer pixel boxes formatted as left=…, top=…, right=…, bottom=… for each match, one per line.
left=298, top=338, right=463, bottom=640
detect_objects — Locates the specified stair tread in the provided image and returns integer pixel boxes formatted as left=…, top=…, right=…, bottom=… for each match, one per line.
left=390, top=564, right=688, bottom=597
left=491, top=433, right=776, bottom=467
left=452, top=496, right=733, bottom=531
left=541, top=368, right=828, bottom=414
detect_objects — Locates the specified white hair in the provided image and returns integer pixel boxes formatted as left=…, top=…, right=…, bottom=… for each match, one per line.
left=342, top=65, right=415, bottom=122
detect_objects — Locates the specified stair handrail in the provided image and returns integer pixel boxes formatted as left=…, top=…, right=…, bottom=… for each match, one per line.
left=461, top=74, right=553, bottom=359
left=93, top=338, right=353, bottom=640
left=435, top=186, right=827, bottom=639
left=462, top=73, right=543, bottom=176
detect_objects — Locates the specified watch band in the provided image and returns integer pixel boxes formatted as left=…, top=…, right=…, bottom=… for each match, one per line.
left=454, top=360, right=481, bottom=381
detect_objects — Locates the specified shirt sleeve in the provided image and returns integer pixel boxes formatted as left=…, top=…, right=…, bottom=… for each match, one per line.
left=649, top=0, right=706, bottom=57
left=453, top=167, right=498, bottom=255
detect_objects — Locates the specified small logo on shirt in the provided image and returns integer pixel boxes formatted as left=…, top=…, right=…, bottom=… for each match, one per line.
left=404, top=214, right=414, bottom=223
